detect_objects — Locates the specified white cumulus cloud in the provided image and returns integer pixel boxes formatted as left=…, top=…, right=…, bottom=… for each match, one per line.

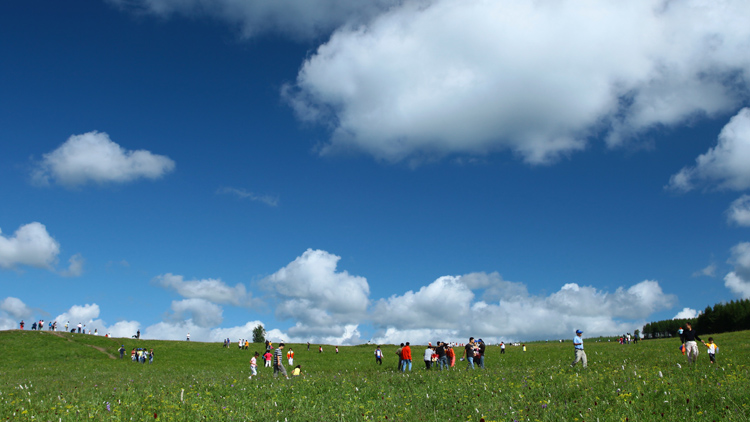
left=724, top=242, right=750, bottom=298
left=0, top=222, right=60, bottom=270
left=264, top=249, right=369, bottom=340
left=727, top=195, right=750, bottom=227
left=167, top=298, right=224, bottom=328
left=371, top=274, right=676, bottom=344
left=673, top=307, right=699, bottom=319
left=32, top=131, right=175, bottom=188
left=286, top=0, right=750, bottom=165
left=154, top=273, right=259, bottom=307
left=669, top=108, right=750, bottom=192
left=0, top=297, right=34, bottom=328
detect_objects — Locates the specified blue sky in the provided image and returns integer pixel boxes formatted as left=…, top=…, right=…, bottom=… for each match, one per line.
left=2, top=0, right=750, bottom=344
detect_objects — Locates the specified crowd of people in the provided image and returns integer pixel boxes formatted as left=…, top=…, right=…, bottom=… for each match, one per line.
left=19, top=320, right=112, bottom=336
left=120, top=346, right=154, bottom=363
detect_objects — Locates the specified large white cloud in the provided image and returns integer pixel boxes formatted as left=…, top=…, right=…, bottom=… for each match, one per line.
left=166, top=298, right=224, bottom=328
left=32, top=131, right=175, bottom=188
left=0, top=222, right=60, bottom=270
left=264, top=249, right=369, bottom=340
left=108, top=0, right=398, bottom=40
left=727, top=195, right=750, bottom=227
left=669, top=108, right=750, bottom=192
left=154, top=273, right=259, bottom=307
left=371, top=273, right=676, bottom=344
left=724, top=242, right=750, bottom=298
left=285, top=0, right=750, bottom=164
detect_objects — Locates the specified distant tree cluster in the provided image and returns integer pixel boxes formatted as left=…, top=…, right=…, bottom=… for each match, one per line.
left=642, top=298, right=750, bottom=338
left=696, top=299, right=750, bottom=334
left=642, top=318, right=695, bottom=339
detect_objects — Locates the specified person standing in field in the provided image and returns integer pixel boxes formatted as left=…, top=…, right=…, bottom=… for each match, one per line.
left=273, top=343, right=289, bottom=379
left=500, top=342, right=506, bottom=354
left=446, top=344, right=456, bottom=367
left=264, top=350, right=273, bottom=367
left=680, top=322, right=705, bottom=365
left=149, top=349, right=154, bottom=364
left=571, top=329, right=587, bottom=368
left=477, top=339, right=486, bottom=369
left=706, top=337, right=718, bottom=364
left=19, top=320, right=24, bottom=330
left=119, top=345, right=125, bottom=359
left=423, top=345, right=433, bottom=370
left=335, top=346, right=339, bottom=354
left=462, top=337, right=476, bottom=369
left=287, top=347, right=294, bottom=366
left=436, top=342, right=448, bottom=370
left=401, top=342, right=412, bottom=371
left=375, top=346, right=383, bottom=365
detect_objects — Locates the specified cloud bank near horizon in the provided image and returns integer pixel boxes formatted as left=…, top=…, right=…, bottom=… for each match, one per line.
left=1, top=249, right=695, bottom=343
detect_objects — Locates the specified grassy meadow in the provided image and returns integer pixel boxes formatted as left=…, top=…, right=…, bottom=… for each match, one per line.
left=0, top=329, right=748, bottom=421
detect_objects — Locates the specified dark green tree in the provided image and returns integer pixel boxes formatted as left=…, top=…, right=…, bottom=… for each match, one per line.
left=252, top=324, right=266, bottom=344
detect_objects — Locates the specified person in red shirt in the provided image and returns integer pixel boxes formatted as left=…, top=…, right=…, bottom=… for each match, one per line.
left=401, top=342, right=412, bottom=371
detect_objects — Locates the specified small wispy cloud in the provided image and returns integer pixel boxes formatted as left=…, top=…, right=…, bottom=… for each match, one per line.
left=216, top=187, right=279, bottom=207
left=692, top=263, right=717, bottom=278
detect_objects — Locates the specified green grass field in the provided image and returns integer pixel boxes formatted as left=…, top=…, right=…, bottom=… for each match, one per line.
left=0, top=330, right=748, bottom=421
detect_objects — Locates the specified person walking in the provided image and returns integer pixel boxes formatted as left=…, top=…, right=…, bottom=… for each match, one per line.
left=571, top=329, right=587, bottom=368
left=706, top=337, right=718, bottom=364
left=680, top=322, right=705, bottom=365
left=250, top=352, right=259, bottom=378
left=375, top=346, right=383, bottom=365
left=119, top=345, right=126, bottom=359
left=273, top=343, right=289, bottom=379
left=500, top=342, right=506, bottom=354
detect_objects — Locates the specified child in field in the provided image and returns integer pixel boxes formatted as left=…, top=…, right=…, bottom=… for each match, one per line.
left=292, top=365, right=301, bottom=376
left=250, top=352, right=258, bottom=378
left=263, top=351, right=273, bottom=367
left=706, top=337, right=718, bottom=364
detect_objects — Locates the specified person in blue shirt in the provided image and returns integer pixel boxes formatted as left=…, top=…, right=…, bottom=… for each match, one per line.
left=571, top=329, right=587, bottom=368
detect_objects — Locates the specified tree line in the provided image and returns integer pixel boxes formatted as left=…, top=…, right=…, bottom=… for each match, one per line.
left=642, top=298, right=750, bottom=338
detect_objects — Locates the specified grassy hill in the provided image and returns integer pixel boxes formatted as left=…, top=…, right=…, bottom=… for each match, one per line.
left=1, top=329, right=749, bottom=421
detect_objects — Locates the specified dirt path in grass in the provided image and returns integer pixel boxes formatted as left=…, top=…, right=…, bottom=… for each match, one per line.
left=47, top=331, right=117, bottom=359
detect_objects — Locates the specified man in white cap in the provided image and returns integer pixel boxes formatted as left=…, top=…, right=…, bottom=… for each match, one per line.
left=571, top=329, right=587, bottom=368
